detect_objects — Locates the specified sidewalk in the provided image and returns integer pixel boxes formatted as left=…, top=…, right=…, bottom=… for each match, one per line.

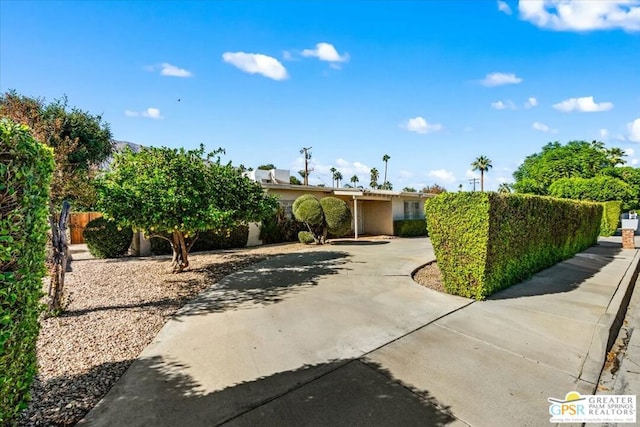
left=79, top=237, right=640, bottom=426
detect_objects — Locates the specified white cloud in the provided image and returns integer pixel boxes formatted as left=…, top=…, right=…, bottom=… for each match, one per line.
left=625, top=147, right=635, bottom=156
left=160, top=63, right=192, bottom=77
left=282, top=50, right=294, bottom=61
left=519, top=0, right=640, bottom=32
left=532, top=121, right=556, bottom=133
left=125, top=107, right=163, bottom=119
left=222, top=52, right=288, bottom=80
left=497, top=0, right=512, bottom=15
left=600, top=128, right=609, bottom=138
left=399, top=170, right=413, bottom=179
left=491, top=100, right=517, bottom=110
left=480, top=72, right=523, bottom=87
left=628, top=118, right=640, bottom=142
left=428, top=169, right=456, bottom=183
left=466, top=169, right=480, bottom=179
left=524, top=97, right=538, bottom=108
left=552, top=96, right=613, bottom=112
left=402, top=116, right=443, bottom=134
left=146, top=63, right=193, bottom=77
left=301, top=42, right=349, bottom=63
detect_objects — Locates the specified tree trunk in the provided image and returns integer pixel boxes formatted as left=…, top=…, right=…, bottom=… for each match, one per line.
left=48, top=201, right=70, bottom=313
left=480, top=171, right=484, bottom=192
left=170, top=230, right=190, bottom=273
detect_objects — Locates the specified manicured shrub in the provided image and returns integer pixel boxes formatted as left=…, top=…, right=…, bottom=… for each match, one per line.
left=320, top=197, right=352, bottom=237
left=393, top=219, right=427, bottom=237
left=600, top=201, right=622, bottom=237
left=292, top=195, right=351, bottom=244
left=83, top=217, right=133, bottom=258
left=260, top=206, right=307, bottom=244
left=549, top=176, right=635, bottom=210
left=0, top=119, right=54, bottom=424
left=298, top=231, right=315, bottom=244
left=150, top=225, right=249, bottom=255
left=426, top=192, right=601, bottom=300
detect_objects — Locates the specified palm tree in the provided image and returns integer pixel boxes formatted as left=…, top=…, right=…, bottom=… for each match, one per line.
left=498, top=183, right=512, bottom=194
left=334, top=171, right=343, bottom=187
left=370, top=168, right=379, bottom=189
left=330, top=167, right=337, bottom=187
left=471, top=155, right=493, bottom=192
left=382, top=154, right=390, bottom=184
left=350, top=175, right=359, bottom=186
left=606, top=147, right=626, bottom=167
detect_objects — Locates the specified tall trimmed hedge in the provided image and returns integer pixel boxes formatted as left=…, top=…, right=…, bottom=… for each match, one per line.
left=425, top=192, right=602, bottom=300
left=393, top=219, right=427, bottom=237
left=600, top=201, right=622, bottom=237
left=0, top=119, right=54, bottom=424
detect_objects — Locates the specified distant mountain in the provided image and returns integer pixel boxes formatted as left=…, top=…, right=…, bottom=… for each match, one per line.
left=100, top=140, right=144, bottom=169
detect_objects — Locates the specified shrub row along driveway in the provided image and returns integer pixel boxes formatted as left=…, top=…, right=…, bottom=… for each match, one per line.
left=81, top=237, right=639, bottom=426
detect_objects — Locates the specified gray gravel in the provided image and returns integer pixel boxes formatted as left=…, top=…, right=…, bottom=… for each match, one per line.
left=18, top=243, right=312, bottom=426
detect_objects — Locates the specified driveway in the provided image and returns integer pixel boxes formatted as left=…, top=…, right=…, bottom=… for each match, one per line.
left=80, top=238, right=472, bottom=426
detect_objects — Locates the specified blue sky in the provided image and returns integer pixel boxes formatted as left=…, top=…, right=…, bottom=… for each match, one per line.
left=1, top=0, right=639, bottom=191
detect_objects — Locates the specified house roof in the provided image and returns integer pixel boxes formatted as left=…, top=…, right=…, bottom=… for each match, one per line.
left=259, top=182, right=435, bottom=200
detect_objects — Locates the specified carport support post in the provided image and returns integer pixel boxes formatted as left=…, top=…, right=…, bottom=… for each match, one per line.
left=353, top=196, right=359, bottom=240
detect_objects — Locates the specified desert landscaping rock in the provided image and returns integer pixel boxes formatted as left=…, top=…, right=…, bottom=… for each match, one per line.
left=19, top=243, right=312, bottom=427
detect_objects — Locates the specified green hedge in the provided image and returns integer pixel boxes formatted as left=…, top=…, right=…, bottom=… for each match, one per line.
left=83, top=217, right=133, bottom=258
left=600, top=201, right=622, bottom=237
left=393, top=219, right=427, bottom=237
left=425, top=192, right=602, bottom=300
left=260, top=207, right=307, bottom=244
left=0, top=119, right=54, bottom=424
left=150, top=225, right=249, bottom=255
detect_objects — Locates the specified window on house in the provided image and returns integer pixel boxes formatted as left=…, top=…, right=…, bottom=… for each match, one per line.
left=404, top=201, right=422, bottom=219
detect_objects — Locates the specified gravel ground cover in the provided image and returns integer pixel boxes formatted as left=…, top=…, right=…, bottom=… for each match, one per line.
left=19, top=243, right=312, bottom=427
left=412, top=261, right=446, bottom=293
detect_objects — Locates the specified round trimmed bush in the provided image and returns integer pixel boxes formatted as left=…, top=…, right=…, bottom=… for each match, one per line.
left=298, top=231, right=315, bottom=244
left=83, top=217, right=133, bottom=258
left=320, top=197, right=351, bottom=236
left=292, top=195, right=324, bottom=226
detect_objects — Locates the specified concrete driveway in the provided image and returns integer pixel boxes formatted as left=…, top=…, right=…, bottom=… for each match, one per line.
left=81, top=237, right=639, bottom=426
left=81, top=238, right=472, bottom=426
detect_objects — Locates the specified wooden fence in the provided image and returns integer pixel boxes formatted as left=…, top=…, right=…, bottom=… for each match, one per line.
left=69, top=212, right=102, bottom=244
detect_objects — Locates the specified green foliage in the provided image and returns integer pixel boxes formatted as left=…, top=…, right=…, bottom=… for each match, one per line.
left=259, top=207, right=307, bottom=244
left=0, top=90, right=113, bottom=210
left=426, top=192, right=601, bottom=300
left=513, top=140, right=622, bottom=195
left=600, top=201, right=622, bottom=237
left=150, top=225, right=249, bottom=255
left=82, top=217, right=133, bottom=258
left=298, top=231, right=315, bottom=244
left=548, top=176, right=635, bottom=210
left=320, top=197, right=351, bottom=237
left=292, top=195, right=352, bottom=244
left=0, top=118, right=54, bottom=424
left=393, top=219, right=427, bottom=237
left=96, top=145, right=277, bottom=271
left=602, top=167, right=640, bottom=211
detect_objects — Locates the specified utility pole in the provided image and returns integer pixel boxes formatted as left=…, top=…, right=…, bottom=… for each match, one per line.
left=469, top=178, right=480, bottom=192
left=300, top=146, right=312, bottom=186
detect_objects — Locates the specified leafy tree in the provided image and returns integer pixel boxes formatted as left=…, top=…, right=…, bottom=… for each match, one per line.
left=257, top=163, right=276, bottom=170
left=422, top=184, right=447, bottom=194
left=0, top=90, right=113, bottom=210
left=513, top=141, right=620, bottom=195
left=382, top=154, right=390, bottom=184
left=471, top=155, right=492, bottom=192
left=498, top=183, right=512, bottom=194
left=292, top=195, right=351, bottom=244
left=602, top=166, right=640, bottom=210
left=548, top=176, right=635, bottom=209
left=289, top=175, right=302, bottom=185
left=370, top=167, right=380, bottom=189
left=380, top=181, right=393, bottom=190
left=402, top=187, right=417, bottom=192
left=96, top=145, right=277, bottom=272
left=606, top=147, right=627, bottom=167
left=350, top=174, right=359, bottom=186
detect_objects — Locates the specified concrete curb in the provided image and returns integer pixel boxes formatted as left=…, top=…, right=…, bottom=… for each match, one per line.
left=579, top=247, right=640, bottom=387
